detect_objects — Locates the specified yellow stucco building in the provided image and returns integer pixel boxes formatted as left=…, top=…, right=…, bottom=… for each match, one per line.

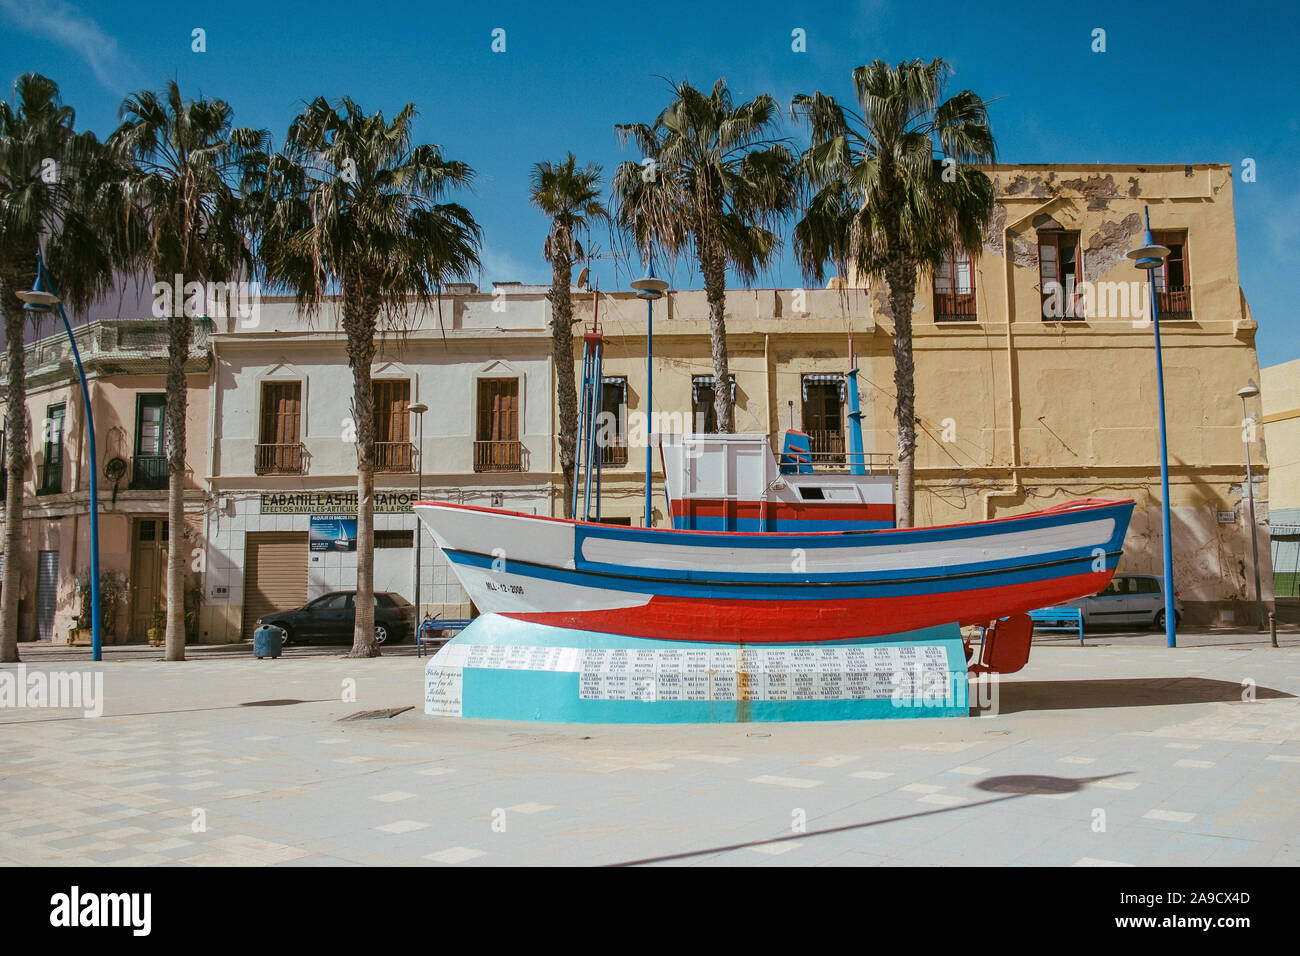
left=575, top=162, right=1273, bottom=626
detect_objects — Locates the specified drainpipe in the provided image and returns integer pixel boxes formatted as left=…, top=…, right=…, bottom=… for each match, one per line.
left=983, top=198, right=1058, bottom=520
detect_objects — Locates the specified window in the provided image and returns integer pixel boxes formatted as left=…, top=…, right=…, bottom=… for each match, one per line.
left=599, top=377, right=628, bottom=465
left=375, top=530, right=413, bottom=549
left=138, top=519, right=168, bottom=542
left=691, top=375, right=735, bottom=434
left=257, top=381, right=303, bottom=475
left=374, top=380, right=412, bottom=472
left=39, top=403, right=65, bottom=494
left=1151, top=230, right=1192, bottom=319
left=934, top=249, right=977, bottom=321
left=802, top=375, right=845, bottom=465
left=310, top=593, right=349, bottom=610
left=1039, top=230, right=1084, bottom=320
left=475, top=378, right=522, bottom=472
left=130, top=394, right=168, bottom=490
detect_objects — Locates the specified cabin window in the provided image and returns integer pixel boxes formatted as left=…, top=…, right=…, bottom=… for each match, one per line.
left=798, top=486, right=826, bottom=500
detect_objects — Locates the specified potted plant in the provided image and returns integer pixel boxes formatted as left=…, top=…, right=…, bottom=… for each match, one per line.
left=99, top=571, right=127, bottom=644
left=147, top=608, right=166, bottom=646
left=70, top=569, right=129, bottom=645
left=67, top=582, right=92, bottom=646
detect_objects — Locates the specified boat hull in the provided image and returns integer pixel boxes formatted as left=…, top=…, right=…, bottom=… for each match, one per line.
left=415, top=498, right=1135, bottom=644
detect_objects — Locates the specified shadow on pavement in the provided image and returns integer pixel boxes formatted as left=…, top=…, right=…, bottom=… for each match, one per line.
left=993, top=677, right=1294, bottom=715
left=607, top=773, right=1131, bottom=866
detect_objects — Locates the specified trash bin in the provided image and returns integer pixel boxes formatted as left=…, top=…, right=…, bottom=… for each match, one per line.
left=253, top=624, right=284, bottom=659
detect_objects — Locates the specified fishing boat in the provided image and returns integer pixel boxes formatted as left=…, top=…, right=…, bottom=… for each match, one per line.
left=414, top=431, right=1134, bottom=645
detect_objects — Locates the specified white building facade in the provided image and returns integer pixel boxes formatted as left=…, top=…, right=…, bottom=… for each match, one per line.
left=197, top=287, right=555, bottom=643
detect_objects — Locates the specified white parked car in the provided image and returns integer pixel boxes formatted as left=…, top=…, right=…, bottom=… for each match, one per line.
left=1061, top=574, right=1184, bottom=630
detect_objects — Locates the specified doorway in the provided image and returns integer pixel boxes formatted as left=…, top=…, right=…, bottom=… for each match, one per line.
left=130, top=518, right=168, bottom=641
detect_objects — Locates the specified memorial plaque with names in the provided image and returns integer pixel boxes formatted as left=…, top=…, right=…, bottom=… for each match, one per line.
left=430, top=642, right=955, bottom=706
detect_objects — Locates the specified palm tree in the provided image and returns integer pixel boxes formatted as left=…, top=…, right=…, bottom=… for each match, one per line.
left=613, top=79, right=796, bottom=434
left=529, top=154, right=608, bottom=517
left=0, top=74, right=132, bottom=662
left=792, top=59, right=996, bottom=526
left=247, top=97, right=480, bottom=658
left=111, top=81, right=263, bottom=660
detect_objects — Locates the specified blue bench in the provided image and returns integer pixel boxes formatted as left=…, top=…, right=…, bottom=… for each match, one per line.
left=416, top=617, right=473, bottom=657
left=1028, top=607, right=1085, bottom=646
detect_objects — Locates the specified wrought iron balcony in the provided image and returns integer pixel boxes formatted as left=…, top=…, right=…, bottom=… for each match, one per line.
left=129, top=455, right=168, bottom=490
left=37, top=459, right=62, bottom=495
left=374, top=441, right=414, bottom=473
left=474, top=440, right=523, bottom=473
left=600, top=441, right=629, bottom=466
left=934, top=291, right=977, bottom=322
left=255, top=443, right=305, bottom=475
left=808, top=430, right=846, bottom=465
left=1156, top=285, right=1192, bottom=320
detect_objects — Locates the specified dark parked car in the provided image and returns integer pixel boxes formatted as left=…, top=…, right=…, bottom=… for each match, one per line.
left=257, top=591, right=415, bottom=646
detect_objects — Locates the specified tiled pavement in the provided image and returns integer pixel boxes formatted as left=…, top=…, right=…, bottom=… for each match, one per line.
left=1, top=635, right=1298, bottom=866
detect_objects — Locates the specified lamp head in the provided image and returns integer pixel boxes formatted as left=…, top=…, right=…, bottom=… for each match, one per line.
left=16, top=267, right=59, bottom=312
left=408, top=402, right=429, bottom=415
left=1126, top=206, right=1169, bottom=270
left=631, top=274, right=668, bottom=301
left=1236, top=381, right=1259, bottom=400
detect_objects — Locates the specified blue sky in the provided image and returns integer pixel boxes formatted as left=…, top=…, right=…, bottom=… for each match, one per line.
left=2, top=0, right=1297, bottom=366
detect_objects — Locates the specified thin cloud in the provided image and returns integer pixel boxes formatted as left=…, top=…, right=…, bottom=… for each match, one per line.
left=0, top=0, right=137, bottom=96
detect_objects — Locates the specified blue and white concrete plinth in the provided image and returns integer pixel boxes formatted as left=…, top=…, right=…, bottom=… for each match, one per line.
left=424, top=614, right=970, bottom=723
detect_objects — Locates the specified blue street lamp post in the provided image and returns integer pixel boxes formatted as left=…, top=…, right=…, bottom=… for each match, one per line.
left=17, top=256, right=103, bottom=661
left=1127, top=209, right=1176, bottom=648
left=631, top=258, right=668, bottom=528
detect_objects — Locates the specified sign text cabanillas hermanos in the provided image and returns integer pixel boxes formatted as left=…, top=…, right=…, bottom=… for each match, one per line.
left=260, top=491, right=416, bottom=514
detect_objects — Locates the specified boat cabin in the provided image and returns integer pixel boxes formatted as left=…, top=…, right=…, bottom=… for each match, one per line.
left=656, top=432, right=895, bottom=532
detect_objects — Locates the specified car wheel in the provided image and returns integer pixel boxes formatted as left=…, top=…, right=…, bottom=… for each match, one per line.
left=374, top=624, right=388, bottom=645
left=1154, top=609, right=1180, bottom=630
left=272, top=624, right=293, bottom=647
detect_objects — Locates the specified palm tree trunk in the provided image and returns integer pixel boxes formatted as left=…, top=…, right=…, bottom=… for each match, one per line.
left=885, top=256, right=918, bottom=528
left=163, top=313, right=191, bottom=660
left=1, top=304, right=27, bottom=662
left=344, top=275, right=380, bottom=658
left=698, top=233, right=732, bottom=434
left=550, top=236, right=577, bottom=518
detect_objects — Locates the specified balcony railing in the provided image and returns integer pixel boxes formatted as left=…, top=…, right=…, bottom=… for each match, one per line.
left=600, top=441, right=629, bottom=466
left=255, top=443, right=305, bottom=475
left=1156, top=286, right=1192, bottom=320
left=934, top=291, right=977, bottom=322
left=37, top=458, right=62, bottom=495
left=474, top=440, right=523, bottom=473
left=808, top=430, right=846, bottom=465
left=806, top=431, right=894, bottom=474
left=375, top=441, right=414, bottom=473
left=130, top=456, right=168, bottom=490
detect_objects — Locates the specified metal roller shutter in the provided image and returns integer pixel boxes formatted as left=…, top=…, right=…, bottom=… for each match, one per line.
left=242, top=532, right=308, bottom=640
left=37, top=550, right=58, bottom=641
